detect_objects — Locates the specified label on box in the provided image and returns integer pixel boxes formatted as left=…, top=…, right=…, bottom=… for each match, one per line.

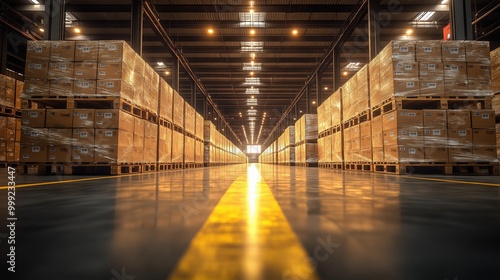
left=450, top=48, right=458, bottom=54
left=433, top=130, right=441, bottom=136
left=482, top=114, right=489, bottom=119
left=96, top=121, right=104, bottom=125
left=81, top=148, right=89, bottom=154
left=80, top=132, right=88, bottom=138
left=104, top=113, right=112, bottom=118
left=428, top=64, right=436, bottom=70
left=32, top=146, right=40, bottom=152
left=30, top=112, right=38, bottom=118
left=400, top=47, right=408, bottom=52
left=407, top=82, right=415, bottom=88
left=108, top=45, right=117, bottom=51
left=423, top=47, right=432, bottom=53
left=22, top=120, right=29, bottom=124
left=405, top=65, right=413, bottom=70
left=106, top=82, right=115, bottom=88
left=396, top=70, right=404, bottom=75
left=73, top=155, right=81, bottom=160
left=49, top=147, right=56, bottom=152
left=421, top=71, right=428, bottom=75
left=34, top=64, right=42, bottom=70
left=22, top=154, right=29, bottom=159
left=408, top=112, right=416, bottom=117
left=409, top=148, right=416, bottom=154
left=409, top=132, right=418, bottom=137
left=459, top=130, right=467, bottom=136
left=105, top=131, right=113, bottom=137
left=451, top=66, right=458, bottom=71
left=82, top=47, right=90, bottom=53
left=35, top=47, right=42, bottom=53
left=79, top=114, right=88, bottom=120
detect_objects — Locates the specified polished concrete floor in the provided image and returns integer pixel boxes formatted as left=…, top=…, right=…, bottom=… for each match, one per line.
left=1, top=164, right=500, bottom=280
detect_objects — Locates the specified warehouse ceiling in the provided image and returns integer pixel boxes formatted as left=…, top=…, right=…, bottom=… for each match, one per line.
left=1, top=0, right=499, bottom=148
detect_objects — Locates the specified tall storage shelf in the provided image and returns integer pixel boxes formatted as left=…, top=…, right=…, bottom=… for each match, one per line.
left=0, top=74, right=23, bottom=165
left=203, top=120, right=246, bottom=166
left=18, top=40, right=246, bottom=175
left=492, top=48, right=500, bottom=160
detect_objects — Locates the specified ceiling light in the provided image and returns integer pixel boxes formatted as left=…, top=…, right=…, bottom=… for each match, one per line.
left=208, top=28, right=214, bottom=34
left=214, top=117, right=217, bottom=120
left=165, top=71, right=170, bottom=75
left=300, top=110, right=302, bottom=113
left=74, top=27, right=81, bottom=33
left=251, top=107, right=254, bottom=109
left=39, top=28, right=44, bottom=32
left=343, top=71, right=348, bottom=76
left=30, top=0, right=40, bottom=3
left=251, top=95, right=254, bottom=98
left=415, top=11, right=435, bottom=22
left=250, top=72, right=254, bottom=76
left=324, top=87, right=328, bottom=90
left=406, top=29, right=413, bottom=35
left=441, top=0, right=449, bottom=4
left=250, top=29, right=256, bottom=35
left=251, top=53, right=256, bottom=59
left=250, top=1, right=254, bottom=6
left=292, top=29, right=298, bottom=35
left=250, top=9, right=254, bottom=14
left=312, top=101, right=316, bottom=104
left=157, top=62, right=165, bottom=67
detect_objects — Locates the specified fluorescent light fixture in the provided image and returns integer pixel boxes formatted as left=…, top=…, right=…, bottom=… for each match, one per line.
left=157, top=62, right=165, bottom=67
left=29, top=0, right=40, bottom=4
left=415, top=11, right=435, bottom=21
left=239, top=12, right=266, bottom=28
left=65, top=12, right=77, bottom=26
left=243, top=63, right=262, bottom=71
left=241, top=41, right=264, bottom=52
left=244, top=78, right=260, bottom=85
left=245, top=88, right=260, bottom=94
left=441, top=0, right=449, bottom=4
left=344, top=62, right=362, bottom=70
left=247, top=99, right=258, bottom=105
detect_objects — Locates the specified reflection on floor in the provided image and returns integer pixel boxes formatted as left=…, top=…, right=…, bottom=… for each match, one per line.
left=1, top=164, right=499, bottom=280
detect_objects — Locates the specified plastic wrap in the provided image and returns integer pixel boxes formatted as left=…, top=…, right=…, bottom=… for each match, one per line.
left=171, top=131, right=184, bottom=163
left=384, top=146, right=425, bottom=163
left=75, top=41, right=99, bottom=61
left=0, top=75, right=16, bottom=108
left=442, top=41, right=466, bottom=62
left=465, top=41, right=490, bottom=64
left=195, top=140, right=204, bottom=163
left=74, top=62, right=98, bottom=79
left=184, top=102, right=196, bottom=134
left=419, top=62, right=444, bottom=80
left=195, top=112, right=204, bottom=140
left=492, top=48, right=500, bottom=93
left=143, top=62, right=159, bottom=112
left=158, top=125, right=172, bottom=163
left=416, top=40, right=442, bottom=62
left=342, top=65, right=369, bottom=120
left=318, top=95, right=331, bottom=133
left=26, top=41, right=51, bottom=61
left=50, top=41, right=75, bottom=61
left=173, top=90, right=184, bottom=127
left=184, top=136, right=195, bottom=163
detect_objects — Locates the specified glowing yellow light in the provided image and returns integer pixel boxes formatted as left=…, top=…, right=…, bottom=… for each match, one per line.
left=251, top=107, right=254, bottom=109
left=74, top=28, right=81, bottom=33
left=251, top=53, right=256, bottom=59
left=208, top=28, right=214, bottom=34
left=251, top=95, right=254, bottom=98
left=312, top=101, right=316, bottom=104
left=343, top=71, right=348, bottom=76
left=324, top=87, right=328, bottom=90
left=250, top=29, right=256, bottom=35
left=251, top=61, right=254, bottom=66
left=292, top=29, right=298, bottom=35
left=39, top=28, right=44, bottom=32
left=406, top=29, right=413, bottom=35
left=165, top=71, right=170, bottom=75
left=250, top=9, right=254, bottom=14
left=250, top=72, right=254, bottom=76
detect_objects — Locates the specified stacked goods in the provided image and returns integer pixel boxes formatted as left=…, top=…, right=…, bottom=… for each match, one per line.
left=158, top=79, right=173, bottom=167
left=295, top=114, right=318, bottom=166
left=203, top=120, right=246, bottom=166
left=0, top=74, right=23, bottom=164
left=491, top=48, right=500, bottom=159
left=259, top=143, right=275, bottom=164
left=276, top=126, right=295, bottom=165
left=183, top=101, right=196, bottom=166
left=317, top=95, right=331, bottom=166
left=195, top=112, right=204, bottom=166
left=331, top=89, right=343, bottom=165
left=171, top=90, right=184, bottom=165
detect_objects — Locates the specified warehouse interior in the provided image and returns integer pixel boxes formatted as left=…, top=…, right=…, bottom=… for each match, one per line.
left=1, top=0, right=500, bottom=279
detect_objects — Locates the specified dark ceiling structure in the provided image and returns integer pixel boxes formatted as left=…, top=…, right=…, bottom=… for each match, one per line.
left=1, top=0, right=498, bottom=150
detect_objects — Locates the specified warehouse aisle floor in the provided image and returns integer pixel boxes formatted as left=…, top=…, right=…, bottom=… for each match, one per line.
left=2, top=164, right=500, bottom=280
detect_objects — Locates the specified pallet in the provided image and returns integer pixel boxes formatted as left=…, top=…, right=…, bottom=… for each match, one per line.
left=0, top=105, right=21, bottom=118
left=373, top=162, right=500, bottom=175
left=23, top=97, right=158, bottom=122
left=371, top=96, right=492, bottom=118
left=343, top=110, right=370, bottom=128
left=0, top=162, right=19, bottom=169
left=344, top=162, right=373, bottom=171
left=159, top=117, right=173, bottom=129
left=330, top=162, right=344, bottom=170
left=19, top=162, right=145, bottom=175
left=295, top=162, right=318, bottom=167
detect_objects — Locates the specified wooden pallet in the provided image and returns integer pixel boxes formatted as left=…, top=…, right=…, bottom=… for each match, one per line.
left=295, top=162, right=318, bottom=167
left=371, top=96, right=492, bottom=118
left=344, top=162, right=373, bottom=171
left=343, top=110, right=370, bottom=128
left=0, top=105, right=21, bottom=118
left=373, top=162, right=500, bottom=175
left=19, top=162, right=146, bottom=175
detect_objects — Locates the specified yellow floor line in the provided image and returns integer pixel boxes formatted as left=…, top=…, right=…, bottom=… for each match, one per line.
left=169, top=164, right=319, bottom=280
left=409, top=176, right=500, bottom=187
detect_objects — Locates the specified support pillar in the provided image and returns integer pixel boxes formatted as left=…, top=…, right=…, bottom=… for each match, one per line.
left=368, top=0, right=380, bottom=61
left=316, top=73, right=322, bottom=105
left=305, top=83, right=311, bottom=114
left=450, top=0, right=473, bottom=40
left=333, top=48, right=341, bottom=91
left=191, top=81, right=196, bottom=107
left=0, top=25, right=7, bottom=75
left=44, top=0, right=65, bottom=40
left=131, top=0, right=144, bottom=55
left=172, top=57, right=180, bottom=91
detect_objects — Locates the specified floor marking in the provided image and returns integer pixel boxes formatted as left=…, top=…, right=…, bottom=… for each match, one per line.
left=408, top=176, right=500, bottom=187
left=169, top=164, right=319, bottom=280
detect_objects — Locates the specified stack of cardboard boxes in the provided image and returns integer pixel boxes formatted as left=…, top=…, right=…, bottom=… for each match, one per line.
left=491, top=48, right=500, bottom=159
left=0, top=74, right=23, bottom=163
left=276, top=126, right=295, bottom=165
left=314, top=40, right=498, bottom=173
left=294, top=114, right=318, bottom=166
left=203, top=120, right=246, bottom=166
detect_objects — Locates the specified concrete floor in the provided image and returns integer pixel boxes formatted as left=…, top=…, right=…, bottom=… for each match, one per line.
left=1, top=164, right=499, bottom=280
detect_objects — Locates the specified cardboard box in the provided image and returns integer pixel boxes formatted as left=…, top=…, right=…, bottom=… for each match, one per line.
left=21, top=127, right=48, bottom=143
left=21, top=109, right=46, bottom=127
left=22, top=79, right=50, bottom=97
left=47, top=146, right=72, bottom=162
left=448, top=129, right=473, bottom=146
left=73, top=79, right=97, bottom=96
left=75, top=41, right=99, bottom=61
left=449, top=146, right=473, bottom=162
left=94, top=109, right=135, bottom=131
left=2, top=129, right=15, bottom=142
left=444, top=62, right=467, bottom=80
left=72, top=109, right=95, bottom=128
left=382, top=80, right=419, bottom=97
left=25, top=61, right=48, bottom=79
left=384, top=145, right=425, bottom=163
left=382, top=110, right=423, bottom=131
left=447, top=110, right=471, bottom=128
left=470, top=110, right=495, bottom=128
left=383, top=128, right=424, bottom=146
left=424, top=146, right=448, bottom=162
left=419, top=62, right=444, bottom=80
left=96, top=80, right=133, bottom=100
left=473, top=146, right=498, bottom=162
left=382, top=40, right=416, bottom=61
left=159, top=79, right=173, bottom=122
left=442, top=41, right=466, bottom=61
left=423, top=110, right=447, bottom=128
left=72, top=129, right=95, bottom=145
left=416, top=40, right=442, bottom=62
left=444, top=79, right=469, bottom=96
left=95, top=129, right=134, bottom=146
left=381, top=61, right=419, bottom=78
left=466, top=63, right=491, bottom=81
left=48, top=61, right=74, bottom=78
left=94, top=144, right=133, bottom=163
left=26, top=41, right=51, bottom=61
left=50, top=41, right=75, bottom=61
left=98, top=40, right=135, bottom=62
left=71, top=146, right=95, bottom=162
left=424, top=128, right=448, bottom=145
left=73, top=62, right=98, bottom=79
left=467, top=80, right=492, bottom=95
left=420, top=80, right=445, bottom=96
left=372, top=147, right=384, bottom=162
left=472, top=129, right=496, bottom=146
left=47, top=129, right=73, bottom=146
left=134, top=118, right=145, bottom=136
left=97, top=61, right=133, bottom=80
left=46, top=109, right=74, bottom=128
left=465, top=41, right=490, bottom=64
left=20, top=144, right=47, bottom=162
left=50, top=78, right=73, bottom=96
